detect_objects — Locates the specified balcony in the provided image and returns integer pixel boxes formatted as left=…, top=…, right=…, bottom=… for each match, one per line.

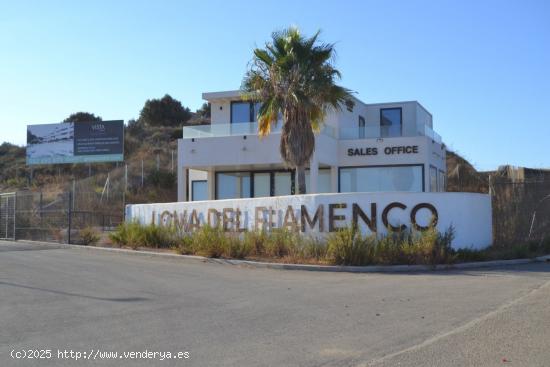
left=182, top=122, right=337, bottom=139
left=182, top=122, right=440, bottom=144
left=339, top=125, right=442, bottom=144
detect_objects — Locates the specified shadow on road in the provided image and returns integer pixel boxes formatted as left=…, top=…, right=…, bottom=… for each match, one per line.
left=0, top=281, right=150, bottom=303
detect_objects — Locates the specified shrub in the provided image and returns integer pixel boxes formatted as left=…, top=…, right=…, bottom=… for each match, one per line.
left=142, top=224, right=175, bottom=248
left=263, top=228, right=296, bottom=258
left=225, top=234, right=253, bottom=259
left=78, top=227, right=100, bottom=246
left=326, top=227, right=374, bottom=266
left=172, top=234, right=193, bottom=255
left=191, top=225, right=226, bottom=258
left=242, top=230, right=268, bottom=256
left=109, top=222, right=145, bottom=250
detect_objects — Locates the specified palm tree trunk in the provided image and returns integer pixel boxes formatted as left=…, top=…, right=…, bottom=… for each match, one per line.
left=297, top=165, right=307, bottom=194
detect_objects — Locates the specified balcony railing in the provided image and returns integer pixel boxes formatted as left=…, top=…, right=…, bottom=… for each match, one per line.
left=181, top=122, right=441, bottom=143
left=339, top=125, right=442, bottom=144
left=182, top=122, right=337, bottom=139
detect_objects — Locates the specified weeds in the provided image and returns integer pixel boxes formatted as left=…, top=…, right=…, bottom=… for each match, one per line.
left=78, top=227, right=100, bottom=246
left=107, top=222, right=549, bottom=266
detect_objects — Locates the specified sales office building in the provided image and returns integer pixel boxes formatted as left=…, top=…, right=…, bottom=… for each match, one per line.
left=177, top=90, right=446, bottom=202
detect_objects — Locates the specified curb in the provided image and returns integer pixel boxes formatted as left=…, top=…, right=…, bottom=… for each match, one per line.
left=5, top=239, right=550, bottom=273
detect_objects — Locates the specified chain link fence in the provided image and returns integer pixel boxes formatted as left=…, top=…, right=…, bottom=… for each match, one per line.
left=2, top=161, right=549, bottom=247
left=490, top=177, right=550, bottom=246
left=0, top=192, right=16, bottom=240
left=13, top=190, right=122, bottom=243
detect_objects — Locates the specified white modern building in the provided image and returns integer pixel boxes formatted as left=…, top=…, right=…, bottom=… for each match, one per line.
left=177, top=90, right=446, bottom=202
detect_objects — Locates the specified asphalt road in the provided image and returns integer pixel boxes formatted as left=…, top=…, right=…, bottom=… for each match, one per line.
left=1, top=241, right=549, bottom=367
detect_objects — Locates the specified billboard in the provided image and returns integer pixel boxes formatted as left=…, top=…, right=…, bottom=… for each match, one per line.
left=26, top=120, right=124, bottom=165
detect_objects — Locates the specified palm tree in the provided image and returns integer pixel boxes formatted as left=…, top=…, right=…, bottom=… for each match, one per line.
left=242, top=27, right=354, bottom=194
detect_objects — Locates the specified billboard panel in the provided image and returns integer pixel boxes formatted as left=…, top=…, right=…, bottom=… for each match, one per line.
left=26, top=120, right=124, bottom=165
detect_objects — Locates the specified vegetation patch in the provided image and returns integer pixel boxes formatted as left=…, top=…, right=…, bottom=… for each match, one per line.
left=105, top=222, right=549, bottom=266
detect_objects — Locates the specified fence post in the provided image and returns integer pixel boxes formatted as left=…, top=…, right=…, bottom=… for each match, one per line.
left=67, top=191, right=73, bottom=244
left=13, top=192, right=17, bottom=241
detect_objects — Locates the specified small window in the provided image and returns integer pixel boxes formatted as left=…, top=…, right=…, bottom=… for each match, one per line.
left=191, top=180, right=207, bottom=201
left=438, top=170, right=446, bottom=192
left=380, top=108, right=402, bottom=137
left=230, top=101, right=262, bottom=123
left=358, top=116, right=365, bottom=138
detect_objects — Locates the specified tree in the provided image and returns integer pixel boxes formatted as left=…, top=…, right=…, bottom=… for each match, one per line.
left=242, top=27, right=354, bottom=194
left=139, top=94, right=192, bottom=127
left=63, top=112, right=102, bottom=123
left=196, top=102, right=211, bottom=118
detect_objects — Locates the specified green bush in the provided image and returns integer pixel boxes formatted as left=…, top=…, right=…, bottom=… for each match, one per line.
left=142, top=224, right=175, bottom=248
left=109, top=222, right=549, bottom=267
left=327, top=227, right=375, bottom=266
left=326, top=226, right=456, bottom=266
left=172, top=235, right=194, bottom=255
left=78, top=227, right=100, bottom=246
left=225, top=234, right=253, bottom=259
left=242, top=230, right=268, bottom=256
left=109, top=222, right=145, bottom=250
left=191, top=225, right=226, bottom=258
left=263, top=228, right=297, bottom=258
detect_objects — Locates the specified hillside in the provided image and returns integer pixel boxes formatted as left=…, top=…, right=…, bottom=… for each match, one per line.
left=1, top=128, right=489, bottom=202
left=0, top=120, right=203, bottom=205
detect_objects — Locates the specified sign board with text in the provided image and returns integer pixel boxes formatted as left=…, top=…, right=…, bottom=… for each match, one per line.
left=26, top=120, right=124, bottom=165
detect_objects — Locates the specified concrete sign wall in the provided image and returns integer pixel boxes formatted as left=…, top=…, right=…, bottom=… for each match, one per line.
left=126, top=192, right=493, bottom=249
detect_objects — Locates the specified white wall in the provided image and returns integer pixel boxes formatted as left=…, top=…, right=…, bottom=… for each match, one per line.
left=210, top=100, right=231, bottom=124
left=127, top=192, right=493, bottom=249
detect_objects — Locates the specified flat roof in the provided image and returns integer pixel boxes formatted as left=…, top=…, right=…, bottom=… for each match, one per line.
left=202, top=90, right=431, bottom=116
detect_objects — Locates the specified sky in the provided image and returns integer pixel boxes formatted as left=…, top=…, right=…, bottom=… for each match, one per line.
left=1, top=0, right=549, bottom=171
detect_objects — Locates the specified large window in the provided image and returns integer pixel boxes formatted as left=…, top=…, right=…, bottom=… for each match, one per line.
left=274, top=172, right=292, bottom=196
left=231, top=101, right=261, bottom=124
left=253, top=173, right=271, bottom=198
left=191, top=180, right=207, bottom=201
left=305, top=169, right=332, bottom=193
left=216, top=172, right=251, bottom=199
left=380, top=108, right=402, bottom=137
left=340, top=165, right=423, bottom=193
left=216, top=170, right=294, bottom=199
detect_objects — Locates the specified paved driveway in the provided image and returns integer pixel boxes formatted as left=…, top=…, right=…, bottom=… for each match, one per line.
left=1, top=241, right=549, bottom=366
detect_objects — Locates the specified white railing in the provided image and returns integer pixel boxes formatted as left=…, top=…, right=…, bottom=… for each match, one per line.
left=338, top=125, right=442, bottom=144
left=182, top=122, right=337, bottom=139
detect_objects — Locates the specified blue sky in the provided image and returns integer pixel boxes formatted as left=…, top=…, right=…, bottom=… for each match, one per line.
left=1, top=0, right=549, bottom=170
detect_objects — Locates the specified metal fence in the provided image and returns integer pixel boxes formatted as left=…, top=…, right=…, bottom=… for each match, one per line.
left=2, top=173, right=549, bottom=247
left=8, top=190, right=122, bottom=244
left=490, top=177, right=550, bottom=246
left=0, top=192, right=16, bottom=240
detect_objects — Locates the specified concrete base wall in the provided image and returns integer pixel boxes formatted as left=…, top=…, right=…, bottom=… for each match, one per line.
left=126, top=192, right=492, bottom=250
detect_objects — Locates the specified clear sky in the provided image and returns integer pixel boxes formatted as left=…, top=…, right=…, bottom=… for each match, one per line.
left=1, top=0, right=549, bottom=171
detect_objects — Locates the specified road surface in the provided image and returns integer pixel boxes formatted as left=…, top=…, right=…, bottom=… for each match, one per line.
left=1, top=241, right=549, bottom=366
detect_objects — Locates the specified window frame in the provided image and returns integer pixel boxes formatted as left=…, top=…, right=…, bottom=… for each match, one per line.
left=358, top=115, right=366, bottom=139
left=338, top=164, right=425, bottom=193
left=191, top=180, right=208, bottom=201
left=215, top=169, right=295, bottom=199
left=230, top=101, right=260, bottom=124
left=380, top=107, right=403, bottom=137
